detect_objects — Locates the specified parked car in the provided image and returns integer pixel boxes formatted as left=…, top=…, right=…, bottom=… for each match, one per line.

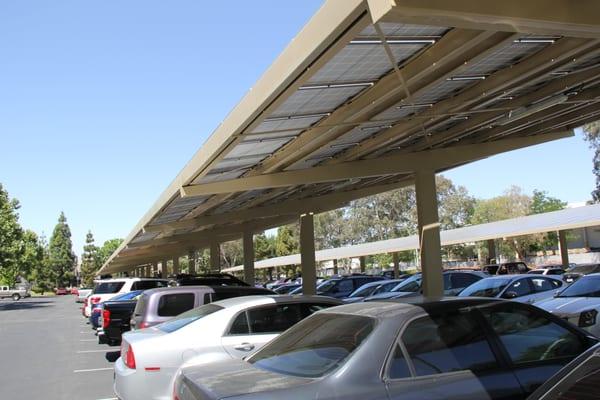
left=114, top=295, right=342, bottom=400
left=55, top=287, right=68, bottom=295
left=273, top=283, right=301, bottom=294
left=527, top=343, right=600, bottom=400
left=527, top=266, right=565, bottom=276
left=482, top=261, right=530, bottom=275
left=83, top=278, right=169, bottom=318
left=0, top=285, right=29, bottom=301
left=92, top=290, right=143, bottom=332
left=343, top=277, right=408, bottom=304
left=291, top=275, right=387, bottom=298
left=76, top=288, right=92, bottom=303
left=536, top=273, right=600, bottom=337
left=563, top=263, right=600, bottom=284
left=174, top=297, right=597, bottom=400
left=365, top=271, right=486, bottom=300
left=130, top=285, right=275, bottom=332
left=459, top=275, right=564, bottom=304
left=70, top=287, right=79, bottom=295
left=173, top=273, right=249, bottom=287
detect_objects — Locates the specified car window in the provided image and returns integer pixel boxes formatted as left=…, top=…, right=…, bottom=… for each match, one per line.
left=531, top=278, right=557, bottom=292
left=349, top=284, right=377, bottom=298
left=480, top=303, right=585, bottom=364
left=247, top=304, right=303, bottom=334
left=247, top=313, right=375, bottom=378
left=336, top=280, right=354, bottom=293
left=157, top=304, right=223, bottom=333
left=400, top=312, right=498, bottom=377
left=131, top=280, right=168, bottom=290
left=459, top=278, right=511, bottom=298
left=302, top=303, right=336, bottom=317
left=93, top=281, right=125, bottom=294
left=229, top=311, right=250, bottom=335
left=374, top=281, right=399, bottom=295
left=443, top=274, right=452, bottom=290
left=451, top=273, right=481, bottom=289
left=393, top=276, right=422, bottom=293
left=157, top=293, right=195, bottom=317
left=388, top=344, right=412, bottom=379
left=504, top=279, right=532, bottom=298
left=548, top=269, right=564, bottom=275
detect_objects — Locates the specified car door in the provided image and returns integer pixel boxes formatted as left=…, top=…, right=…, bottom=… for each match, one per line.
left=502, top=278, right=535, bottom=303
left=221, top=303, right=304, bottom=359
left=529, top=278, right=562, bottom=303
left=478, top=302, right=588, bottom=396
left=385, top=310, right=523, bottom=400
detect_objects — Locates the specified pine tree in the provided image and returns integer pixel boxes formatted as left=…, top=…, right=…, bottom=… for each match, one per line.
left=80, top=231, right=99, bottom=287
left=0, top=184, right=24, bottom=287
left=48, top=212, right=76, bottom=288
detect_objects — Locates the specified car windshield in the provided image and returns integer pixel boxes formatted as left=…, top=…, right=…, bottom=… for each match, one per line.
left=317, top=279, right=339, bottom=292
left=157, top=304, right=223, bottom=333
left=348, top=284, right=378, bottom=298
left=247, top=313, right=375, bottom=378
left=391, top=275, right=421, bottom=292
left=93, top=282, right=125, bottom=294
left=459, top=278, right=511, bottom=297
left=567, top=265, right=600, bottom=275
left=558, top=276, right=600, bottom=298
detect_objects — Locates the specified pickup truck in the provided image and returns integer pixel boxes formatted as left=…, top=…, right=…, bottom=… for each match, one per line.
left=99, top=299, right=138, bottom=346
left=0, top=286, right=29, bottom=301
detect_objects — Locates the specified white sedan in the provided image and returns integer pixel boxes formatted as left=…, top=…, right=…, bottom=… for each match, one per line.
left=536, top=273, right=600, bottom=337
left=113, top=295, right=341, bottom=400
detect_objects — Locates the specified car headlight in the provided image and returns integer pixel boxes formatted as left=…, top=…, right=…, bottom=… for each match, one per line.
left=578, top=309, right=598, bottom=327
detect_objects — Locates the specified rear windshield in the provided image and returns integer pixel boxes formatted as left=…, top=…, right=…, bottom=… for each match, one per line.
left=558, top=276, right=600, bottom=298
left=392, top=275, right=421, bottom=293
left=247, top=313, right=375, bottom=378
left=93, top=282, right=125, bottom=294
left=459, top=278, right=511, bottom=297
left=568, top=265, right=600, bottom=275
left=131, top=280, right=168, bottom=290
left=157, top=304, right=223, bottom=333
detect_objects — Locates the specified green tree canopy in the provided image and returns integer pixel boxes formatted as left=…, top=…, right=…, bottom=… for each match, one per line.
left=48, top=212, right=76, bottom=287
left=583, top=121, right=600, bottom=202
left=0, top=184, right=24, bottom=287
left=80, top=231, right=99, bottom=287
left=97, top=238, right=124, bottom=266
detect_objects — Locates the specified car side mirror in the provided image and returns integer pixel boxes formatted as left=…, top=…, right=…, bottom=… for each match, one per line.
left=503, top=291, right=518, bottom=299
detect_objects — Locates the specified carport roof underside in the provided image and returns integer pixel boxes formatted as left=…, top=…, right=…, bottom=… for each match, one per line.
left=100, top=0, right=600, bottom=274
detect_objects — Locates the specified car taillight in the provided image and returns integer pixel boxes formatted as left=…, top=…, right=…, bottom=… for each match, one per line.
left=102, top=309, right=111, bottom=329
left=91, top=296, right=101, bottom=304
left=121, top=341, right=136, bottom=369
left=173, top=386, right=179, bottom=400
left=138, top=321, right=150, bottom=329
left=84, top=298, right=88, bottom=307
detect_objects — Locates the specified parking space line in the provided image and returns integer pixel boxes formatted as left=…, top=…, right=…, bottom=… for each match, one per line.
left=73, top=367, right=113, bottom=373
left=95, top=397, right=118, bottom=400
left=77, top=350, right=109, bottom=353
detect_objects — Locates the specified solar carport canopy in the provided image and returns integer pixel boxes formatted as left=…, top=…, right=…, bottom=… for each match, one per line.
left=100, top=0, right=600, bottom=274
left=221, top=204, right=600, bottom=272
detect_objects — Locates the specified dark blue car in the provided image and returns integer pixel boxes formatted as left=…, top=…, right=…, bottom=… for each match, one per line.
left=89, top=290, right=143, bottom=328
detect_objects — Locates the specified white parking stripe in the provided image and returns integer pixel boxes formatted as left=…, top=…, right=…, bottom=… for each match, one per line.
left=73, top=367, right=113, bottom=373
left=77, top=350, right=108, bottom=353
left=95, top=397, right=118, bottom=400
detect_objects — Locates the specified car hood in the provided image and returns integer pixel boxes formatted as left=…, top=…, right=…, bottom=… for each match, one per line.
left=536, top=297, right=600, bottom=315
left=180, top=359, right=314, bottom=399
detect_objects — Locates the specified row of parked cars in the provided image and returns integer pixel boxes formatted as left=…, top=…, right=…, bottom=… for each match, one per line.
left=75, top=266, right=600, bottom=400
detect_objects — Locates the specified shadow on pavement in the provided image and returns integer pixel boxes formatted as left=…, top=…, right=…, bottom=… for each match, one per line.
left=0, top=300, right=55, bottom=311
left=106, top=351, right=121, bottom=363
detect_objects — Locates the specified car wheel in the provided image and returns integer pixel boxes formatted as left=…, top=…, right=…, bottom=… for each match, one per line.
left=12, top=293, right=21, bottom=301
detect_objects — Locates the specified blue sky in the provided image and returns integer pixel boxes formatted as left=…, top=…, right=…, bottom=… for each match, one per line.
left=0, top=1, right=596, bottom=255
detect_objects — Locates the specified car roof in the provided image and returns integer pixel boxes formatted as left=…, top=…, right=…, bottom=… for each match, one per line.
left=95, top=277, right=168, bottom=283
left=320, top=297, right=502, bottom=318
left=210, top=295, right=342, bottom=310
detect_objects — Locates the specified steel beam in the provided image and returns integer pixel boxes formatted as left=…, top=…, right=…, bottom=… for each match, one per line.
left=300, top=213, right=317, bottom=295
left=243, top=231, right=255, bottom=285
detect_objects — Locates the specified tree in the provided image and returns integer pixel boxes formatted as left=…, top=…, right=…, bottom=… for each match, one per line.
left=221, top=239, right=242, bottom=269
left=30, top=235, right=54, bottom=294
left=254, top=233, right=276, bottom=260
left=48, top=212, right=76, bottom=287
left=20, top=230, right=44, bottom=282
left=530, top=190, right=567, bottom=252
left=80, top=231, right=99, bottom=287
left=583, top=121, right=600, bottom=202
left=97, top=238, right=124, bottom=266
left=0, top=184, right=24, bottom=287
left=275, top=224, right=299, bottom=257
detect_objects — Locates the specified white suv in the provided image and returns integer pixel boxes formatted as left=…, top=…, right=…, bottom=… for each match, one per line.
left=83, top=278, right=169, bottom=317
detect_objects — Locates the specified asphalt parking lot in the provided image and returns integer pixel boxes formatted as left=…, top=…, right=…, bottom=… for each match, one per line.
left=0, top=295, right=118, bottom=400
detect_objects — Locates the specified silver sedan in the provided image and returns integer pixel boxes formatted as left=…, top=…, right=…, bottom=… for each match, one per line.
left=174, top=298, right=597, bottom=400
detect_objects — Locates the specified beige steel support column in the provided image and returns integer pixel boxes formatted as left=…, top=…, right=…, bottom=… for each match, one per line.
left=332, top=259, right=338, bottom=276
left=415, top=169, right=444, bottom=297
left=243, top=231, right=255, bottom=285
left=393, top=252, right=400, bottom=279
left=300, top=213, right=317, bottom=295
left=359, top=256, right=366, bottom=273
left=487, top=239, right=496, bottom=264
left=558, top=230, right=570, bottom=268
left=210, top=242, right=220, bottom=272
left=160, top=260, right=168, bottom=278
left=188, top=250, right=196, bottom=275
left=172, top=257, right=180, bottom=276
